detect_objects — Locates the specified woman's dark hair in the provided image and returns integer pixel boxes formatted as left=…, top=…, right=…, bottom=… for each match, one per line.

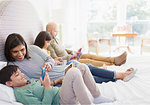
left=34, top=31, right=52, bottom=48
left=4, top=33, right=30, bottom=61
left=0, top=65, right=19, bottom=85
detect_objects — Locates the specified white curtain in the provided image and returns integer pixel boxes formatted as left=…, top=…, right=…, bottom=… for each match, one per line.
left=56, top=0, right=89, bottom=52
left=29, top=0, right=89, bottom=52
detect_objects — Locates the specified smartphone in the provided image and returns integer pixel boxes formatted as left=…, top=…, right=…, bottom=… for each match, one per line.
left=65, top=63, right=75, bottom=73
left=77, top=48, right=82, bottom=60
left=41, top=67, right=46, bottom=80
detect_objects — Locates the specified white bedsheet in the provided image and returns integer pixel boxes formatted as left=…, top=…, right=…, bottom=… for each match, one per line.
left=96, top=55, right=150, bottom=105
left=0, top=56, right=150, bottom=105
left=0, top=100, right=23, bottom=105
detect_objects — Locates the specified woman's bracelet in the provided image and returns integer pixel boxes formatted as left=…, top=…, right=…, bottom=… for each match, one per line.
left=53, top=80, right=56, bottom=86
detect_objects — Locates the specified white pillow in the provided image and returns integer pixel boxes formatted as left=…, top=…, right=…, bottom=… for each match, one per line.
left=0, top=61, right=7, bottom=70
left=0, top=61, right=16, bottom=102
left=0, top=84, right=16, bottom=102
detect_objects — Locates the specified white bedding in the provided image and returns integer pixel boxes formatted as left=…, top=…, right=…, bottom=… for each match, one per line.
left=0, top=55, right=149, bottom=105
left=96, top=55, right=150, bottom=105
left=0, top=100, right=23, bottom=105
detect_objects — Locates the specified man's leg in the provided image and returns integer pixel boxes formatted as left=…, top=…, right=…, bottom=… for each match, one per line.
left=80, top=53, right=114, bottom=63
left=79, top=58, right=113, bottom=67
left=80, top=52, right=127, bottom=66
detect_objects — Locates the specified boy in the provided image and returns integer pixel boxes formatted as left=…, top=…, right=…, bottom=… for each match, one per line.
left=0, top=65, right=114, bottom=105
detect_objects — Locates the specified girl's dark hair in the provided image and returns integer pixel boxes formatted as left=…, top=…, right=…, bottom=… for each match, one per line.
left=34, top=31, right=52, bottom=48
left=4, top=33, right=30, bottom=61
left=0, top=65, right=19, bottom=85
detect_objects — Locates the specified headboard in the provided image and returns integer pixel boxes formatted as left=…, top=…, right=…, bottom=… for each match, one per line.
left=0, top=0, right=43, bottom=61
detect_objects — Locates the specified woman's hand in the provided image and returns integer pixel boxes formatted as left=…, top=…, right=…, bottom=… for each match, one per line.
left=54, top=58, right=62, bottom=65
left=40, top=72, right=51, bottom=90
left=51, top=77, right=64, bottom=86
left=56, top=77, right=64, bottom=84
left=42, top=62, right=52, bottom=72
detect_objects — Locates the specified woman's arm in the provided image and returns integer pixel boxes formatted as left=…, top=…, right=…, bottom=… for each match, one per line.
left=29, top=45, right=55, bottom=69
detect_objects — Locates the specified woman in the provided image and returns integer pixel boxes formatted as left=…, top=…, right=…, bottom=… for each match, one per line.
left=5, top=33, right=64, bottom=83
left=33, top=31, right=136, bottom=83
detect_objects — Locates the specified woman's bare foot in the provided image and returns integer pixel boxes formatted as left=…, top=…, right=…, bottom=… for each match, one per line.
left=122, top=69, right=134, bottom=80
left=116, top=69, right=133, bottom=80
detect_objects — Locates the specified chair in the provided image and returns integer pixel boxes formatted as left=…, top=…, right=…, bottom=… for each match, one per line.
left=99, top=38, right=111, bottom=55
left=141, top=38, right=150, bottom=54
left=88, top=32, right=111, bottom=55
left=87, top=32, right=99, bottom=55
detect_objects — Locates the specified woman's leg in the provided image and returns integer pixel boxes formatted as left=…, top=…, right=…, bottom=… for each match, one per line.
left=93, top=76, right=116, bottom=83
left=88, top=64, right=115, bottom=79
left=59, top=67, right=93, bottom=105
left=88, top=64, right=134, bottom=82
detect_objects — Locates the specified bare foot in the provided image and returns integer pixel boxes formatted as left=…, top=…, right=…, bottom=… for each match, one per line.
left=122, top=70, right=133, bottom=79
left=116, top=69, right=133, bottom=80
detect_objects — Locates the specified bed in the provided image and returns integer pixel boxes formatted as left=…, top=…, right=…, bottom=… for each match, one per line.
left=0, top=0, right=150, bottom=105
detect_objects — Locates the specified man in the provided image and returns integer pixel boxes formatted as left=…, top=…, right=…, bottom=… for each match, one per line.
left=46, top=22, right=127, bottom=67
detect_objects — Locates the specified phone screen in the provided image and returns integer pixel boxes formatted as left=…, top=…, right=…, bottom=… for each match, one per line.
left=41, top=67, right=46, bottom=80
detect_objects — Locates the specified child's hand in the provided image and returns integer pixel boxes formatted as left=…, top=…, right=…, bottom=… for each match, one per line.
left=40, top=72, right=51, bottom=90
left=77, top=48, right=82, bottom=53
left=55, top=57, right=63, bottom=61
left=72, top=52, right=78, bottom=58
left=42, top=62, right=52, bottom=72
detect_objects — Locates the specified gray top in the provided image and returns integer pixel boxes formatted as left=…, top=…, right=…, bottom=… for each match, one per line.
left=8, top=45, right=66, bottom=81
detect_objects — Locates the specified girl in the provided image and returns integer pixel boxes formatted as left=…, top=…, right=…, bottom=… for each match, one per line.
left=33, top=31, right=136, bottom=83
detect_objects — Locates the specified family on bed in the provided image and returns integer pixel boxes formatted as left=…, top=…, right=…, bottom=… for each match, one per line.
left=0, top=22, right=137, bottom=105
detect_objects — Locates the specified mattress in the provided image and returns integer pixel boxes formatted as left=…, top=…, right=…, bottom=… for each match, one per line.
left=95, top=55, right=150, bottom=105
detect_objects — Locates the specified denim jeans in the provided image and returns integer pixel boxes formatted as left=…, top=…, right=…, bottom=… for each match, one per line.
left=66, top=60, right=116, bottom=83
left=87, top=64, right=116, bottom=83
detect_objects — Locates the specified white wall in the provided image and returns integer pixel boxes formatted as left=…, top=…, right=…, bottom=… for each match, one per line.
left=28, top=0, right=52, bottom=29
left=0, top=0, right=89, bottom=51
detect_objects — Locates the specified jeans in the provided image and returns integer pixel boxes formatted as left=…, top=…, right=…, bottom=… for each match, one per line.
left=66, top=60, right=116, bottom=83
left=88, top=64, right=116, bottom=83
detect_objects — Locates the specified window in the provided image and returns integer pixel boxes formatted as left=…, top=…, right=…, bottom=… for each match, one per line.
left=88, top=0, right=117, bottom=38
left=127, top=0, right=150, bottom=35
left=88, top=0, right=150, bottom=46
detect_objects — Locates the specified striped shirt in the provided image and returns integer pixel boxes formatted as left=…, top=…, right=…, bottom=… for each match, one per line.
left=8, top=45, right=66, bottom=81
